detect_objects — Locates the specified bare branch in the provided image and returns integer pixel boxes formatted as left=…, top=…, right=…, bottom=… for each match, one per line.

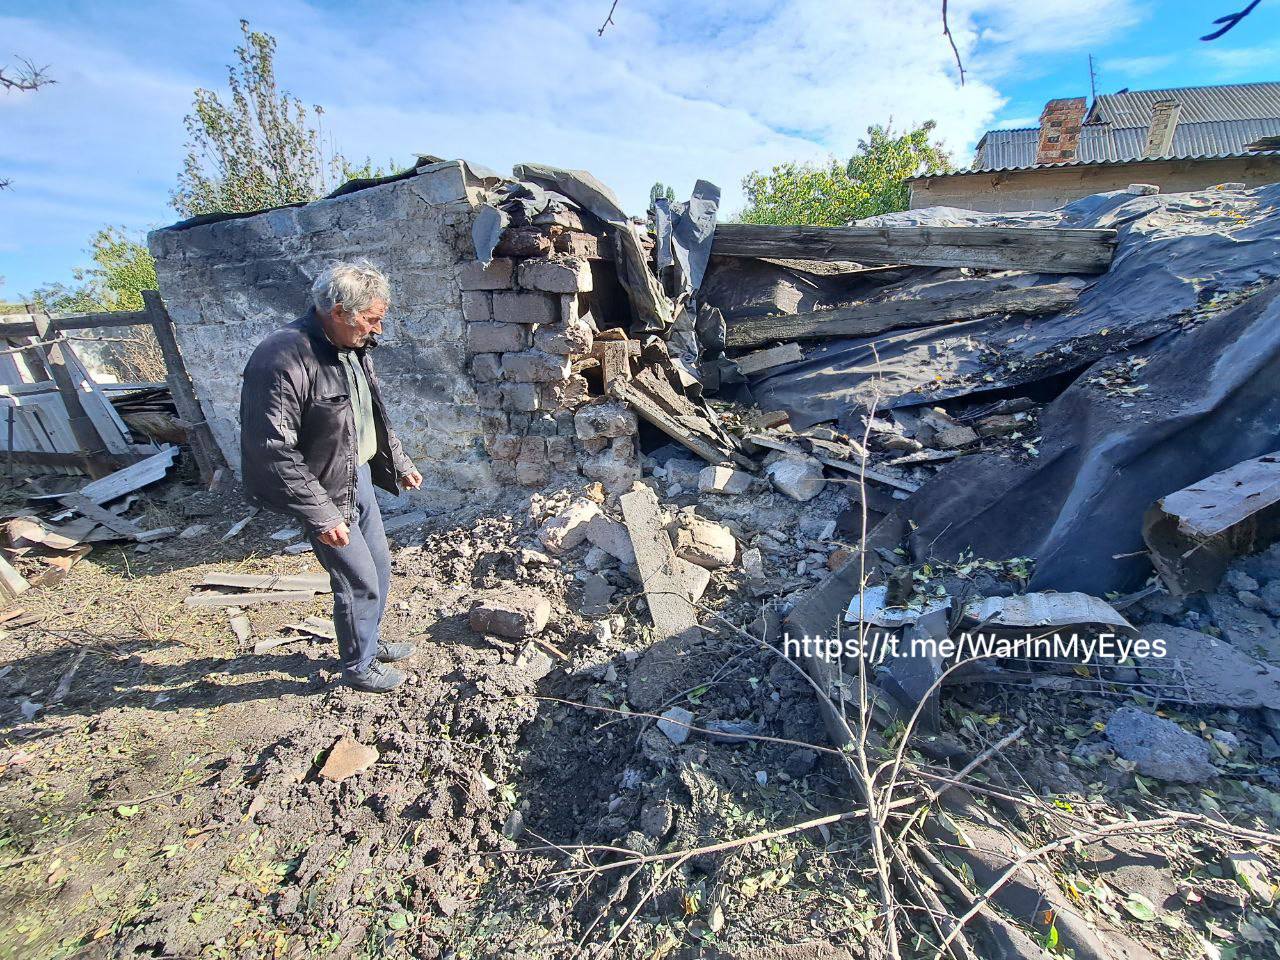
left=597, top=0, right=620, bottom=36
left=942, top=0, right=966, bottom=85
left=0, top=57, right=54, bottom=93
left=1202, top=0, right=1262, bottom=40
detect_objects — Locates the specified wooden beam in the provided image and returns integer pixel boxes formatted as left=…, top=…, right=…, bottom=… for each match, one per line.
left=725, top=282, right=1081, bottom=349
left=732, top=342, right=805, bottom=375
left=0, top=310, right=148, bottom=339
left=711, top=224, right=1117, bottom=274
left=30, top=315, right=122, bottom=479
left=143, top=291, right=224, bottom=484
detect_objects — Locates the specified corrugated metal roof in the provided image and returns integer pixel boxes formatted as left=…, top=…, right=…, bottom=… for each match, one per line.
left=973, top=117, right=1280, bottom=171
left=1087, top=82, right=1280, bottom=125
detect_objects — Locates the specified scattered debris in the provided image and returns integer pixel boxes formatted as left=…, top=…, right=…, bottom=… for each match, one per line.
left=469, top=591, right=551, bottom=638
left=1105, top=707, right=1218, bottom=783
left=317, top=737, right=379, bottom=782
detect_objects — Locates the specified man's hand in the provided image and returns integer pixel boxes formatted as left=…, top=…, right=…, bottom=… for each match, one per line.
left=399, top=470, right=422, bottom=490
left=317, top=522, right=351, bottom=547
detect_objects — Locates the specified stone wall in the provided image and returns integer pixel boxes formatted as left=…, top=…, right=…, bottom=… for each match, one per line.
left=149, top=161, right=496, bottom=504
left=909, top=156, right=1280, bottom=212
left=462, top=253, right=639, bottom=492
left=149, top=159, right=639, bottom=506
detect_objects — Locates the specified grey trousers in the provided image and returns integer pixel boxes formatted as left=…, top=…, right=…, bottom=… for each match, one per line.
left=309, top=463, right=390, bottom=675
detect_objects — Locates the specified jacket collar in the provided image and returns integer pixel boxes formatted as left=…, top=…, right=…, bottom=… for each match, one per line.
left=301, top=307, right=375, bottom=358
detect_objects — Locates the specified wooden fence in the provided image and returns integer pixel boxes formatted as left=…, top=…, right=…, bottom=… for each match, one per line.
left=0, top=292, right=224, bottom=482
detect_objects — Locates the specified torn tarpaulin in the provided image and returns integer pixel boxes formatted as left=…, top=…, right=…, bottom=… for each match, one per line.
left=514, top=163, right=672, bottom=333
left=746, top=183, right=1280, bottom=428
left=886, top=279, right=1280, bottom=596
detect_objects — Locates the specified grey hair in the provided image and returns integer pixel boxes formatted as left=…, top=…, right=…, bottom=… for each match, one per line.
left=311, top=259, right=391, bottom=316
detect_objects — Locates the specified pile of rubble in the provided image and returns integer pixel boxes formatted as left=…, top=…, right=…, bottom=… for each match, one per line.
left=456, top=173, right=1280, bottom=959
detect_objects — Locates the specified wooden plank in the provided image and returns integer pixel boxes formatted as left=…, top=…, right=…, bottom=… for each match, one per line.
left=612, top=378, right=731, bottom=467
left=59, top=493, right=145, bottom=540
left=143, top=291, right=224, bottom=483
left=0, top=310, right=149, bottom=339
left=725, top=283, right=1081, bottom=349
left=712, top=224, right=1116, bottom=273
left=733, top=343, right=805, bottom=375
left=31, top=317, right=121, bottom=478
left=199, top=572, right=331, bottom=593
left=0, top=553, right=29, bottom=599
left=183, top=590, right=316, bottom=609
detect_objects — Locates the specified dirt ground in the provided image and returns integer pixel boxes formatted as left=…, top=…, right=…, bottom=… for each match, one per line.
left=2, top=464, right=1280, bottom=960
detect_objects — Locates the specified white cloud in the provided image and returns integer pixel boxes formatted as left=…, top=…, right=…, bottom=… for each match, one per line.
left=1099, top=53, right=1176, bottom=77
left=1201, top=44, right=1280, bottom=76
left=3, top=0, right=1143, bottom=293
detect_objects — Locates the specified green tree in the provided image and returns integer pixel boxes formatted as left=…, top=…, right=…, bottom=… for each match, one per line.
left=737, top=121, right=953, bottom=226
left=649, top=181, right=676, bottom=207
left=28, top=227, right=156, bottom=314
left=172, top=21, right=386, bottom=218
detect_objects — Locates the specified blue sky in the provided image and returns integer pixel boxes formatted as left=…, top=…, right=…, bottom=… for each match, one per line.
left=2, top=0, right=1278, bottom=298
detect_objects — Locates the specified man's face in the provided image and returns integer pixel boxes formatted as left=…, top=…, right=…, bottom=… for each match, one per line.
left=327, top=299, right=387, bottom=349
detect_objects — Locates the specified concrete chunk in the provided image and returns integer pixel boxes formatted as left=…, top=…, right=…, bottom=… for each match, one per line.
left=586, top=514, right=636, bottom=565
left=698, top=465, right=752, bottom=495
left=469, top=590, right=552, bottom=638
left=537, top=499, right=601, bottom=553
left=1105, top=707, right=1217, bottom=783
left=766, top=455, right=826, bottom=502
left=673, top=515, right=736, bottom=569
left=575, top=400, right=638, bottom=441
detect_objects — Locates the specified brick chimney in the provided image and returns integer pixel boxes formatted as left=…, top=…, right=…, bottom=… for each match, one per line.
left=1144, top=99, right=1181, bottom=157
left=1035, top=97, right=1087, bottom=165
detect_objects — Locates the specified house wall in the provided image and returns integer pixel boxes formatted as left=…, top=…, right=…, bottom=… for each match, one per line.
left=908, top=156, right=1280, bottom=212
left=148, top=159, right=637, bottom=509
left=149, top=161, right=499, bottom=506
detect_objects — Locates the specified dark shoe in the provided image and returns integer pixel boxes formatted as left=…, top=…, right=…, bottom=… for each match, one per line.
left=377, top=641, right=416, bottom=663
left=343, top=662, right=406, bottom=693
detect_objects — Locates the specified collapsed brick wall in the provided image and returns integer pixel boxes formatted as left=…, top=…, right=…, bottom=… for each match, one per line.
left=461, top=254, right=640, bottom=492
left=149, top=159, right=640, bottom=505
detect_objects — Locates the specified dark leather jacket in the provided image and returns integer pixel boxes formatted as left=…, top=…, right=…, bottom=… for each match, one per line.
left=239, top=309, right=416, bottom=534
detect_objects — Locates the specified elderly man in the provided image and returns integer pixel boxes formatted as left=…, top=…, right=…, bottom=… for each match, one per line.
left=240, top=260, right=422, bottom=693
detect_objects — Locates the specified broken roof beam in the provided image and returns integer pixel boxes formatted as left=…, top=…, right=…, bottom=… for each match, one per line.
left=725, top=282, right=1081, bottom=350
left=1143, top=450, right=1280, bottom=597
left=711, top=224, right=1117, bottom=274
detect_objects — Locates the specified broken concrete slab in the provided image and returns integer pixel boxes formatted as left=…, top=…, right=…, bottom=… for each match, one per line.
left=537, top=498, right=601, bottom=554
left=765, top=455, right=826, bottom=502
left=469, top=591, right=552, bottom=639
left=1105, top=707, right=1217, bottom=783
left=318, top=736, right=379, bottom=781
left=585, top=514, right=637, bottom=565
left=620, top=486, right=704, bottom=710
left=200, top=572, right=331, bottom=593
left=1142, top=626, right=1280, bottom=709
left=184, top=590, right=316, bottom=609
